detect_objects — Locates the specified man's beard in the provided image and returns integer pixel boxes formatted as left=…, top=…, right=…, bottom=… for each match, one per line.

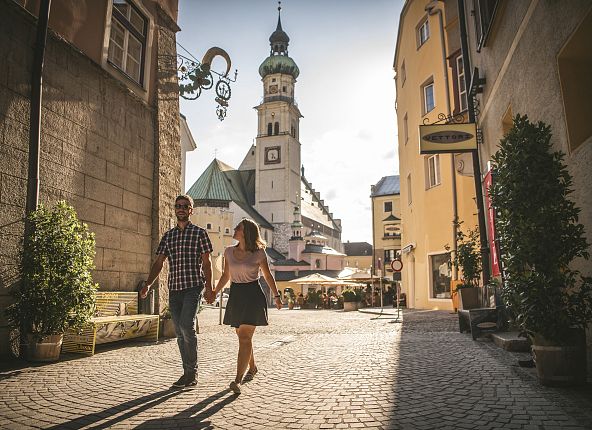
left=176, top=213, right=189, bottom=222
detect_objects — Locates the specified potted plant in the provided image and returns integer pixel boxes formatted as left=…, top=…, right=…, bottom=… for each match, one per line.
left=446, top=222, right=482, bottom=311
left=5, top=201, right=97, bottom=361
left=489, top=115, right=592, bottom=385
left=342, top=288, right=362, bottom=312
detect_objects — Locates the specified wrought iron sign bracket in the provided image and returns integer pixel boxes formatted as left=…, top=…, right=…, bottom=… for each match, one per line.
left=177, top=46, right=238, bottom=121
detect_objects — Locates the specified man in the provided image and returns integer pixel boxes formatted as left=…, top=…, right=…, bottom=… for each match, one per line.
left=141, top=195, right=213, bottom=388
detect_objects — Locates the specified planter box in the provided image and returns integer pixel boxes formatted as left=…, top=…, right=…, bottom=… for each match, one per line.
left=26, top=334, right=63, bottom=362
left=343, top=301, right=360, bottom=312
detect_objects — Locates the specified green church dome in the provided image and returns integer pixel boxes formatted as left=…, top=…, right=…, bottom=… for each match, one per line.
left=259, top=55, right=300, bottom=79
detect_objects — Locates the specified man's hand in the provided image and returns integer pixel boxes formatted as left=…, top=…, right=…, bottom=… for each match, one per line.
left=204, top=288, right=215, bottom=304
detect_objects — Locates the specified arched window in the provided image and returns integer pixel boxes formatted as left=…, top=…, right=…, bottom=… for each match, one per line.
left=274, top=122, right=279, bottom=135
left=267, top=123, right=272, bottom=136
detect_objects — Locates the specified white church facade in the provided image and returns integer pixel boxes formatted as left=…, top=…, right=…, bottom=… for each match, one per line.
left=187, top=8, right=345, bottom=280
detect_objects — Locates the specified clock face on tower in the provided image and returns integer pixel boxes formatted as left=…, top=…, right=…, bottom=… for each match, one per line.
left=269, top=84, right=278, bottom=94
left=264, top=146, right=281, bottom=164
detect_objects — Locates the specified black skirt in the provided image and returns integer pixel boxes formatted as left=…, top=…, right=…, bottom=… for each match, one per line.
left=223, top=280, right=269, bottom=328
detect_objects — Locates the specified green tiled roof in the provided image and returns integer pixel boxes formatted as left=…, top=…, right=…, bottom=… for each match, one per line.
left=186, top=159, right=273, bottom=230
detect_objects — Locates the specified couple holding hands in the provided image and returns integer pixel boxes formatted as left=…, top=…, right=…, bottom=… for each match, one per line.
left=141, top=195, right=282, bottom=395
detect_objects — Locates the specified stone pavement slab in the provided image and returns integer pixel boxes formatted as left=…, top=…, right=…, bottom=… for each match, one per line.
left=1, top=308, right=591, bottom=429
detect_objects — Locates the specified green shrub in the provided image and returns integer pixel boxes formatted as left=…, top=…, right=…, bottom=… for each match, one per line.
left=489, top=115, right=592, bottom=342
left=6, top=201, right=98, bottom=340
left=342, top=288, right=362, bottom=302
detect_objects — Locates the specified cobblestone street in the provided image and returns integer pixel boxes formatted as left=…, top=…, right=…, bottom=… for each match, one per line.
left=1, top=308, right=592, bottom=429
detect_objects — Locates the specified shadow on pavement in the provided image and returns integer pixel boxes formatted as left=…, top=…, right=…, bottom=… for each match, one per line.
left=133, top=388, right=237, bottom=429
left=44, top=388, right=185, bottom=430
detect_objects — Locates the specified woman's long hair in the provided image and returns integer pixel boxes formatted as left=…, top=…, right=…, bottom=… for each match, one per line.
left=241, top=218, right=266, bottom=252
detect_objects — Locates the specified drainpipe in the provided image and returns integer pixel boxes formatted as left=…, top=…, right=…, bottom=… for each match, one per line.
left=458, top=0, right=491, bottom=292
left=426, top=1, right=458, bottom=280
left=26, top=0, right=52, bottom=223
left=370, top=185, right=376, bottom=277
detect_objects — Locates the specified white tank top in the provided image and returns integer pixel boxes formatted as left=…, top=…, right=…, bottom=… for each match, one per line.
left=224, top=246, right=266, bottom=283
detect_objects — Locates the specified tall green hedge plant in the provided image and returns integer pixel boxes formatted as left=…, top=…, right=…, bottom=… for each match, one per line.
left=6, top=201, right=97, bottom=340
left=489, top=115, right=592, bottom=343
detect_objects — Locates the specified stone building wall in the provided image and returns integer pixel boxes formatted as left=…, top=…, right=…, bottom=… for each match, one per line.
left=0, top=0, right=181, bottom=356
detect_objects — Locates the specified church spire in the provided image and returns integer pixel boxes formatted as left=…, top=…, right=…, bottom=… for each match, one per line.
left=269, top=1, right=290, bottom=55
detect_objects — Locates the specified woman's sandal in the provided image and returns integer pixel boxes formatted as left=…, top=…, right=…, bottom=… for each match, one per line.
left=242, top=368, right=258, bottom=382
left=229, top=381, right=241, bottom=394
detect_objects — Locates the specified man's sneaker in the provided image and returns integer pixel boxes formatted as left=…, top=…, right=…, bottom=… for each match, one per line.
left=171, top=374, right=187, bottom=388
left=184, top=374, right=197, bottom=388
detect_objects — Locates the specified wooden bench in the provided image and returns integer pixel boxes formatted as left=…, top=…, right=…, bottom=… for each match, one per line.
left=458, top=287, right=498, bottom=340
left=63, top=291, right=159, bottom=356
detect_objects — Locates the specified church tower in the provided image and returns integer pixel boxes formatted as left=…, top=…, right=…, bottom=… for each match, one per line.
left=255, top=5, right=302, bottom=254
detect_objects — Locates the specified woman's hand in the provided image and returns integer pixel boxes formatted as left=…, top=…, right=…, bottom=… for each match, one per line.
left=274, top=296, right=283, bottom=310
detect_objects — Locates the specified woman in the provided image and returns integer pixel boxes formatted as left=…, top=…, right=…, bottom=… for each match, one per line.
left=211, top=218, right=283, bottom=394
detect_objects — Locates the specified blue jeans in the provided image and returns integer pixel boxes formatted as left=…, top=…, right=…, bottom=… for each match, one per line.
left=169, top=287, right=201, bottom=376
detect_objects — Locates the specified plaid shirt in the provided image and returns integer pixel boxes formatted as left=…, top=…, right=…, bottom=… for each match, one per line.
left=156, top=222, right=213, bottom=292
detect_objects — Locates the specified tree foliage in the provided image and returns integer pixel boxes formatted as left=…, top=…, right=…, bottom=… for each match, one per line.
left=489, top=115, right=592, bottom=342
left=6, top=201, right=97, bottom=339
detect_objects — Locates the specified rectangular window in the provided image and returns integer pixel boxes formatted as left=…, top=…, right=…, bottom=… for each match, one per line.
left=108, top=0, right=147, bottom=85
left=401, top=61, right=406, bottom=86
left=430, top=253, right=451, bottom=299
left=384, top=201, right=392, bottom=212
left=426, top=154, right=441, bottom=188
left=474, top=0, right=500, bottom=51
left=384, top=249, right=396, bottom=262
left=417, top=17, right=430, bottom=47
left=403, top=113, right=409, bottom=144
left=407, top=173, right=412, bottom=205
left=456, top=56, right=468, bottom=112
left=423, top=81, right=435, bottom=115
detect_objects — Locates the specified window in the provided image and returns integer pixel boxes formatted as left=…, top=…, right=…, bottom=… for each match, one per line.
left=474, top=0, right=500, bottom=51
left=456, top=56, right=468, bottom=112
left=426, top=154, right=441, bottom=188
left=274, top=122, right=279, bottom=135
left=384, top=249, right=396, bottom=262
left=282, top=86, right=287, bottom=92
left=417, top=17, right=430, bottom=47
left=403, top=113, right=409, bottom=144
left=407, top=173, right=412, bottom=205
left=384, top=201, right=392, bottom=212
left=206, top=223, right=212, bottom=230
left=108, top=0, right=147, bottom=85
left=384, top=224, right=400, bottom=237
left=267, top=123, right=272, bottom=136
left=422, top=80, right=435, bottom=114
left=401, top=61, right=406, bottom=86
left=430, top=253, right=451, bottom=299
left=558, top=9, right=592, bottom=152
left=315, top=259, right=321, bottom=269
left=225, top=228, right=230, bottom=234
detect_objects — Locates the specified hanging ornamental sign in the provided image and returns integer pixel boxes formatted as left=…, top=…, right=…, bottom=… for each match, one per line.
left=419, top=123, right=478, bottom=154
left=177, top=47, right=238, bottom=121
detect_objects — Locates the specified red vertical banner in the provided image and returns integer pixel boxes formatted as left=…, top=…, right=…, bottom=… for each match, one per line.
left=484, top=170, right=501, bottom=277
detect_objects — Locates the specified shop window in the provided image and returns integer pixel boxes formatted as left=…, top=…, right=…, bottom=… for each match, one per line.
left=430, top=253, right=451, bottom=299
left=108, top=0, right=147, bottom=85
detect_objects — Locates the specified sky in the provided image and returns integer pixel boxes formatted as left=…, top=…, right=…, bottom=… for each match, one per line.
left=178, top=0, right=402, bottom=243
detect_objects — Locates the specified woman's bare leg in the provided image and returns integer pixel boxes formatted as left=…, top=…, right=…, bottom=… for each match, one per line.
left=235, top=325, right=256, bottom=383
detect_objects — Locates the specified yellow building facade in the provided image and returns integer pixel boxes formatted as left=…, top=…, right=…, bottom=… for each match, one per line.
left=394, top=0, right=478, bottom=310
left=371, top=176, right=401, bottom=281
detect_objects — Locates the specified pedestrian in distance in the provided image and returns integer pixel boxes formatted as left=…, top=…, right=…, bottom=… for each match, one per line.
left=140, top=195, right=214, bottom=389
left=209, top=218, right=282, bottom=395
